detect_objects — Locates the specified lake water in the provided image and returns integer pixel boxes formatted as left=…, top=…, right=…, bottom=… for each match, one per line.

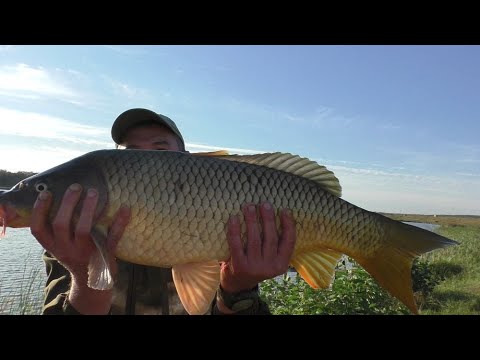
left=0, top=228, right=46, bottom=314
left=0, top=221, right=441, bottom=314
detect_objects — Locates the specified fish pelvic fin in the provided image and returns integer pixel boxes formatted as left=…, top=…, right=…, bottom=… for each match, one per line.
left=290, top=248, right=343, bottom=288
left=87, top=228, right=114, bottom=290
left=356, top=219, right=458, bottom=315
left=172, top=260, right=220, bottom=315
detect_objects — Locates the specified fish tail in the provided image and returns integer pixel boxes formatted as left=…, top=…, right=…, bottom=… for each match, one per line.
left=354, top=218, right=458, bottom=314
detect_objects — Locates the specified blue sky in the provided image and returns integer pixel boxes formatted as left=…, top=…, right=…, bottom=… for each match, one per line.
left=0, top=45, right=479, bottom=215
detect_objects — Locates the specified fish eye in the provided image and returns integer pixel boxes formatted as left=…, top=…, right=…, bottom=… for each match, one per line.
left=35, top=183, right=48, bottom=192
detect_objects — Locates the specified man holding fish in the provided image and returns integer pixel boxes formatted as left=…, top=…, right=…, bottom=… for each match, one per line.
left=1, top=107, right=457, bottom=315
left=32, top=108, right=297, bottom=315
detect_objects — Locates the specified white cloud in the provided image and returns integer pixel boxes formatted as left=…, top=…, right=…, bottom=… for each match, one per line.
left=185, top=142, right=266, bottom=155
left=0, top=145, right=89, bottom=173
left=0, top=64, right=122, bottom=112
left=101, top=75, right=151, bottom=101
left=342, top=185, right=480, bottom=216
left=0, top=107, right=112, bottom=146
left=0, top=64, right=78, bottom=101
left=329, top=163, right=480, bottom=215
left=279, top=105, right=358, bottom=129
left=456, top=172, right=480, bottom=177
left=111, top=81, right=138, bottom=98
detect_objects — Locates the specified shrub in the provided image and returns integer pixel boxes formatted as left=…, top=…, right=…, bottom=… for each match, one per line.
left=260, top=257, right=442, bottom=315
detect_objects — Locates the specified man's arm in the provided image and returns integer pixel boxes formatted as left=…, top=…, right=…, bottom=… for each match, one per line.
left=210, top=287, right=272, bottom=315
left=42, top=251, right=81, bottom=314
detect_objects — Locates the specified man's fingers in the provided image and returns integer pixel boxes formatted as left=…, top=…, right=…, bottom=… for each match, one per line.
left=30, top=191, right=54, bottom=250
left=51, top=184, right=83, bottom=242
left=243, top=204, right=262, bottom=261
left=226, top=215, right=246, bottom=271
left=75, top=188, right=99, bottom=241
left=107, top=206, right=131, bottom=253
left=278, top=209, right=296, bottom=261
left=259, top=202, right=278, bottom=260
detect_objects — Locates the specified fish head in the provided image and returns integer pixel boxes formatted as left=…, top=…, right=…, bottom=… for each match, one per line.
left=0, top=153, right=108, bottom=232
left=0, top=178, right=38, bottom=228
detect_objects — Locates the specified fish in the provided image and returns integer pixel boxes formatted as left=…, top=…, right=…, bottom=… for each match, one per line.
left=0, top=149, right=458, bottom=315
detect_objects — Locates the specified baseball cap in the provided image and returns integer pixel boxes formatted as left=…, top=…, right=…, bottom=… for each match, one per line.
left=111, top=108, right=185, bottom=149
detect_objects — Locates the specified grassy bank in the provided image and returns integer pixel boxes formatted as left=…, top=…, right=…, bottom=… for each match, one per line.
left=418, top=225, right=480, bottom=314
left=383, top=213, right=480, bottom=314
left=381, top=213, right=480, bottom=227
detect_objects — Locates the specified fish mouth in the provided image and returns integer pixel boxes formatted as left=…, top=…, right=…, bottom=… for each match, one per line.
left=0, top=203, right=29, bottom=233
left=0, top=205, right=7, bottom=236
left=0, top=207, right=5, bottom=237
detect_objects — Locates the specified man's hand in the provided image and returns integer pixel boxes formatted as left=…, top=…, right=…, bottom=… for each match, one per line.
left=31, top=183, right=131, bottom=314
left=220, top=202, right=296, bottom=295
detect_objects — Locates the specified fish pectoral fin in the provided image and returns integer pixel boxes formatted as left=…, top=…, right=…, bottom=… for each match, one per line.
left=172, top=260, right=220, bottom=315
left=290, top=248, right=343, bottom=289
left=87, top=228, right=114, bottom=290
left=191, top=150, right=230, bottom=156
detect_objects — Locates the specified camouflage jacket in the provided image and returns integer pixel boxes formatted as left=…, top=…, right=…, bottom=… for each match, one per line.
left=41, top=251, right=272, bottom=315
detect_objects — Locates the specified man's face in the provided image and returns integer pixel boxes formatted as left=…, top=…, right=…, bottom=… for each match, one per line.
left=121, top=124, right=182, bottom=151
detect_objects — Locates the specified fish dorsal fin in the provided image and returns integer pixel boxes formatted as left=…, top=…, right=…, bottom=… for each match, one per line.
left=191, top=150, right=230, bottom=156
left=290, top=248, right=344, bottom=288
left=217, top=152, right=342, bottom=197
left=172, top=260, right=220, bottom=315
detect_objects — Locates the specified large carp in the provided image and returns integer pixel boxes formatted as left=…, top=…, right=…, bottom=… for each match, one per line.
left=0, top=150, right=457, bottom=314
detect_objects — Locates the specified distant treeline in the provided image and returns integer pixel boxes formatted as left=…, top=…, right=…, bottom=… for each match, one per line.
left=0, top=169, right=37, bottom=188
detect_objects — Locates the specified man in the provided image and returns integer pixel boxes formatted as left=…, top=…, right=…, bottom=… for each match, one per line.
left=32, top=108, right=297, bottom=315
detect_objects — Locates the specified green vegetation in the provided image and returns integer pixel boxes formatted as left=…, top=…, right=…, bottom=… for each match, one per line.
left=260, top=266, right=410, bottom=315
left=420, top=225, right=480, bottom=314
left=260, top=222, right=480, bottom=315
left=260, top=257, right=442, bottom=315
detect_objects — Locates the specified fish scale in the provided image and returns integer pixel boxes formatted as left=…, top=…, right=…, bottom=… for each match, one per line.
left=95, top=150, right=377, bottom=265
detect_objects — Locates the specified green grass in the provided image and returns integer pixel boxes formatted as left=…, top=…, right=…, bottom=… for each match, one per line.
left=419, top=225, right=480, bottom=314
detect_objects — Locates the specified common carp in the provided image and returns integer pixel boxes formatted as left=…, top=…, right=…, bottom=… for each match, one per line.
left=0, top=149, right=457, bottom=314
